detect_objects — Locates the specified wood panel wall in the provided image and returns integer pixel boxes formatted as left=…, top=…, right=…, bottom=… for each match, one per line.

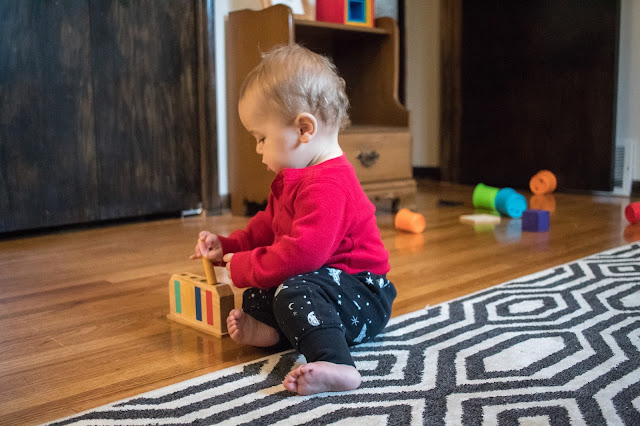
left=0, top=1, right=98, bottom=231
left=0, top=0, right=217, bottom=233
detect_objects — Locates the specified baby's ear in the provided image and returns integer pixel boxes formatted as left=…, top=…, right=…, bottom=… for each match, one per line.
left=295, top=113, right=317, bottom=143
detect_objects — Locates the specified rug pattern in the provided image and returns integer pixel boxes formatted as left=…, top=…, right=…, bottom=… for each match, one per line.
left=51, top=244, right=640, bottom=425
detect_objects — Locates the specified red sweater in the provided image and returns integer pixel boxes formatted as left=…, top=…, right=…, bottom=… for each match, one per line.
left=219, top=154, right=390, bottom=289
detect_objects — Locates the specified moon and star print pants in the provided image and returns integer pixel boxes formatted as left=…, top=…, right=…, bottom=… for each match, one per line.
left=241, top=267, right=397, bottom=367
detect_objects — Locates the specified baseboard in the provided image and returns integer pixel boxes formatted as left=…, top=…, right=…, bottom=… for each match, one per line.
left=203, top=194, right=230, bottom=216
left=413, top=167, right=441, bottom=180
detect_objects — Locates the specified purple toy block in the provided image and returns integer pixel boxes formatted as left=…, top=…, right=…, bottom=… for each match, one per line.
left=522, top=209, right=550, bottom=232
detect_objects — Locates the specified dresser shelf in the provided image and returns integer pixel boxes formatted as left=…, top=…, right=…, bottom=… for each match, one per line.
left=226, top=5, right=416, bottom=215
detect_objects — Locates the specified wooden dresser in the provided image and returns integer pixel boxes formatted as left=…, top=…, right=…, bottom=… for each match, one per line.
left=226, top=5, right=416, bottom=215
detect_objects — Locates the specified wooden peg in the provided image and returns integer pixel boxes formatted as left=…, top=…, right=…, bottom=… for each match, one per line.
left=202, top=257, right=217, bottom=284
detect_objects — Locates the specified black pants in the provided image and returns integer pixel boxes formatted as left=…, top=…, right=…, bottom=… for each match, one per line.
left=242, top=267, right=396, bottom=367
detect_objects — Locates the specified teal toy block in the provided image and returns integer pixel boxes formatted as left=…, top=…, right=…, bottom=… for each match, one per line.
left=495, top=187, right=527, bottom=218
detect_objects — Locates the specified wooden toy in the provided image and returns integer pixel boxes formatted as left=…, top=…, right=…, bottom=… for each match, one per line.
left=522, top=209, right=550, bottom=232
left=395, top=208, right=426, bottom=233
left=168, top=258, right=235, bottom=337
left=529, top=170, right=557, bottom=195
left=459, top=214, right=501, bottom=225
left=316, top=0, right=375, bottom=27
left=625, top=202, right=640, bottom=224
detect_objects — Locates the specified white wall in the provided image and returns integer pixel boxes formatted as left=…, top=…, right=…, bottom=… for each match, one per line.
left=404, top=0, right=440, bottom=168
left=214, top=1, right=265, bottom=197
left=617, top=0, right=640, bottom=181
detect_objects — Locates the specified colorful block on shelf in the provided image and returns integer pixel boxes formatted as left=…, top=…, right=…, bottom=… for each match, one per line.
left=316, top=0, right=375, bottom=27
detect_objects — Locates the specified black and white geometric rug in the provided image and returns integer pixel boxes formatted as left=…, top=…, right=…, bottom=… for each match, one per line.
left=50, top=244, right=640, bottom=425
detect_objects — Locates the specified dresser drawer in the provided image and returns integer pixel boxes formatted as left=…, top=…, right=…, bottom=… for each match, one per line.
left=340, top=130, right=412, bottom=183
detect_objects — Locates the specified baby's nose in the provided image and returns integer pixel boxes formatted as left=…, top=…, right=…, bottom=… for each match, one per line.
left=256, top=144, right=263, bottom=155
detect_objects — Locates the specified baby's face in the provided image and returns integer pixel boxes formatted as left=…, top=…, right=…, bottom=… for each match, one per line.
left=238, top=91, right=303, bottom=174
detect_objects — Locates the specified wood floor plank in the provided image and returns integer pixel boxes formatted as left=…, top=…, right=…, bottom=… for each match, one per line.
left=0, top=180, right=634, bottom=425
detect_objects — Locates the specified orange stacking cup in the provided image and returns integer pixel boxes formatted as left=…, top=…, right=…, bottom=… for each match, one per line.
left=529, top=170, right=557, bottom=195
left=395, top=208, right=426, bottom=234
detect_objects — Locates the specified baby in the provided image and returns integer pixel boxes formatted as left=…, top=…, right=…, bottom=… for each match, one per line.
left=192, top=44, right=396, bottom=395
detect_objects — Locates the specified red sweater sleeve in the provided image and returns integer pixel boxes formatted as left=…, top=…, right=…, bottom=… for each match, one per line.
left=218, top=201, right=275, bottom=254
left=229, top=180, right=350, bottom=289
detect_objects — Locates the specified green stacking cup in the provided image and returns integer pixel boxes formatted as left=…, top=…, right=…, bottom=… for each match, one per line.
left=472, top=183, right=500, bottom=210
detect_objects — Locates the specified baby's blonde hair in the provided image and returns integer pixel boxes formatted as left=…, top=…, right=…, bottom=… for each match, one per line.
left=239, top=44, right=350, bottom=130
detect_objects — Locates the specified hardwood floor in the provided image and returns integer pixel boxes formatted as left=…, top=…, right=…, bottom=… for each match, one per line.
left=0, top=180, right=635, bottom=425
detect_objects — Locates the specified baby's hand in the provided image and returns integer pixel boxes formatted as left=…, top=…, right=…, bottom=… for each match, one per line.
left=190, top=231, right=223, bottom=263
left=223, top=253, right=234, bottom=279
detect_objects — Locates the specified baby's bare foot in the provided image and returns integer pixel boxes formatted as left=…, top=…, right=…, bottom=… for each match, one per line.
left=226, top=309, right=280, bottom=347
left=282, top=361, right=361, bottom=395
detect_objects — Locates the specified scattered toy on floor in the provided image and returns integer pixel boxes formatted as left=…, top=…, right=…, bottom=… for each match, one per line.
left=472, top=183, right=500, bottom=211
left=395, top=208, right=426, bottom=233
left=472, top=183, right=527, bottom=218
left=625, top=202, right=640, bottom=225
left=529, top=170, right=557, bottom=195
left=522, top=209, right=550, bottom=232
left=494, top=187, right=527, bottom=218
left=459, top=213, right=501, bottom=225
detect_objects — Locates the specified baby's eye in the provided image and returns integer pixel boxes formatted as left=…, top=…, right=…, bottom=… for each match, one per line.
left=258, top=138, right=265, bottom=144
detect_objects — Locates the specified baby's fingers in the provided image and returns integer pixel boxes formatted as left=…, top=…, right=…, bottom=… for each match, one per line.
left=197, top=239, right=211, bottom=256
left=190, top=244, right=203, bottom=259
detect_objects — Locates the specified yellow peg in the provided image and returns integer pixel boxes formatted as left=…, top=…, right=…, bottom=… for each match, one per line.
left=202, top=257, right=217, bottom=285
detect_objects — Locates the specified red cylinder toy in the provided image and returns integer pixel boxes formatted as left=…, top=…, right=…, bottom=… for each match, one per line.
left=625, top=202, right=640, bottom=224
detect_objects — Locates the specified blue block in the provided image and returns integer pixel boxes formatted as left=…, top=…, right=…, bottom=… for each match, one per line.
left=522, top=209, right=550, bottom=232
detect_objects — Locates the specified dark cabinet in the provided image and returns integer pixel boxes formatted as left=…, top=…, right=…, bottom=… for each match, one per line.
left=440, top=0, right=620, bottom=191
left=0, top=0, right=216, bottom=233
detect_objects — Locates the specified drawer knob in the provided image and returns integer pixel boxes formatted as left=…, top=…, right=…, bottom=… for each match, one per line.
left=357, top=150, right=379, bottom=168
